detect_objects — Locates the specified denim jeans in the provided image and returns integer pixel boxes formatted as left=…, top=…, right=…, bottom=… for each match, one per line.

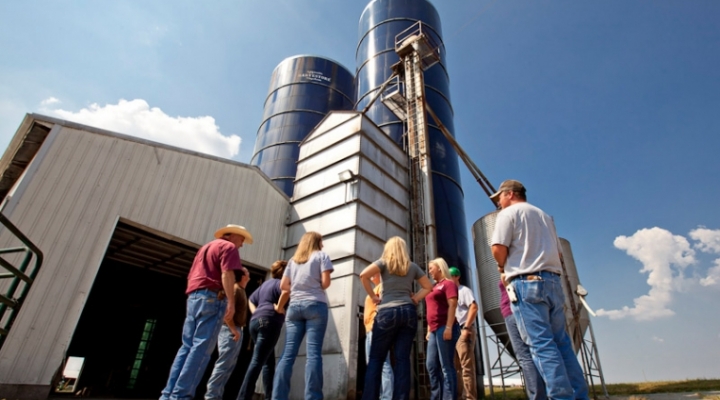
left=505, top=315, right=547, bottom=400
left=362, top=303, right=417, bottom=400
left=160, top=289, right=227, bottom=400
left=205, top=324, right=244, bottom=400
left=426, top=324, right=460, bottom=400
left=272, top=300, right=329, bottom=400
left=238, top=317, right=283, bottom=400
left=365, top=331, right=394, bottom=400
left=510, top=271, right=589, bottom=400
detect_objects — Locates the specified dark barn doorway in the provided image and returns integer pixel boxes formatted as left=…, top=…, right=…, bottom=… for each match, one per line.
left=61, top=220, right=267, bottom=399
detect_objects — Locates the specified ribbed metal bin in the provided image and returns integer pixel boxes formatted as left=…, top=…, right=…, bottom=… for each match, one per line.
left=472, top=213, right=588, bottom=354
left=356, top=0, right=470, bottom=280
left=251, top=55, right=355, bottom=197
left=558, top=238, right=590, bottom=352
left=471, top=212, right=507, bottom=336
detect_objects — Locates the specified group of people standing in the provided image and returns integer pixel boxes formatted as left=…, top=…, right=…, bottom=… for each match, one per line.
left=359, top=238, right=480, bottom=400
left=159, top=227, right=334, bottom=400
left=159, top=178, right=587, bottom=400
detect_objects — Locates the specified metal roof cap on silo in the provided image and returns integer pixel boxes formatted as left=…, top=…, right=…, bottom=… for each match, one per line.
left=251, top=55, right=355, bottom=197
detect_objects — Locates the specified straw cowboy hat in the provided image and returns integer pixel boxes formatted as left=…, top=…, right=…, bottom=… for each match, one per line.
left=214, top=224, right=254, bottom=244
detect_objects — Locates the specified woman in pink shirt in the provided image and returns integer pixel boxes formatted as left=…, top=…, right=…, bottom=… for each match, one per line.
left=424, top=257, right=460, bottom=400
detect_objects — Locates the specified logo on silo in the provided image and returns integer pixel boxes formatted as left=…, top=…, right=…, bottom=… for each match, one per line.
left=301, top=70, right=332, bottom=83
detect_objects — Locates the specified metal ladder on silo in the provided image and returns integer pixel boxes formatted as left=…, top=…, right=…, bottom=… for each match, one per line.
left=0, top=212, right=43, bottom=351
left=406, top=44, right=435, bottom=400
left=380, top=21, right=441, bottom=399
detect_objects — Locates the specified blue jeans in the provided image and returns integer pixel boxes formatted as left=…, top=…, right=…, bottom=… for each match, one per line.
left=505, top=315, right=547, bottom=400
left=272, top=301, right=329, bottom=400
left=205, top=324, right=244, bottom=400
left=365, top=331, right=394, bottom=400
left=238, top=317, right=283, bottom=400
left=362, top=303, right=417, bottom=400
left=160, top=289, right=227, bottom=400
left=426, top=324, right=460, bottom=400
left=510, top=271, right=589, bottom=400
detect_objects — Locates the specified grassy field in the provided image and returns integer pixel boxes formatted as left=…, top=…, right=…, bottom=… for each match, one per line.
left=484, top=379, right=720, bottom=399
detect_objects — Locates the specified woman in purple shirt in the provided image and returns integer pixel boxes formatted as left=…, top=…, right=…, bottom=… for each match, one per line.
left=237, top=260, right=287, bottom=400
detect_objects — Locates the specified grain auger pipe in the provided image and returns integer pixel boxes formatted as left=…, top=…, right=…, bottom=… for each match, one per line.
left=424, top=104, right=498, bottom=207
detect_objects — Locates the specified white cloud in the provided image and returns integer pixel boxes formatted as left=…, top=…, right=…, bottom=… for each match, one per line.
left=689, top=228, right=720, bottom=286
left=651, top=336, right=664, bottom=343
left=596, top=227, right=695, bottom=321
left=48, top=99, right=240, bottom=158
left=700, top=259, right=720, bottom=287
left=40, top=97, right=61, bottom=106
left=689, top=227, right=720, bottom=254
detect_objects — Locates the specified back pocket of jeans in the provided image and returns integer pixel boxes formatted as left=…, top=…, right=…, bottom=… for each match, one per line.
left=522, top=280, right=544, bottom=304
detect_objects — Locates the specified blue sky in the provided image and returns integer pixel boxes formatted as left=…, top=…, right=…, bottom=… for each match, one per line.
left=1, top=0, right=719, bottom=384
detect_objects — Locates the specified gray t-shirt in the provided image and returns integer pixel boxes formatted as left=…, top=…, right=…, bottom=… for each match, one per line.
left=374, top=259, right=426, bottom=310
left=491, top=201, right=562, bottom=279
left=284, top=251, right=334, bottom=303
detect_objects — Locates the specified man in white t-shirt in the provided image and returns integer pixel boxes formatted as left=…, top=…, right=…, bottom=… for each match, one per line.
left=449, top=267, right=478, bottom=400
left=490, top=180, right=588, bottom=400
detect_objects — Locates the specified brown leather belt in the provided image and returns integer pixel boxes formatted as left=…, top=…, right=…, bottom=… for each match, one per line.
left=509, top=270, right=560, bottom=283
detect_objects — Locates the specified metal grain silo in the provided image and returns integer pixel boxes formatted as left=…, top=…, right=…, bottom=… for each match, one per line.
left=472, top=212, right=589, bottom=353
left=471, top=211, right=507, bottom=338
left=251, top=55, right=355, bottom=197
left=357, top=0, right=470, bottom=280
left=558, top=238, right=590, bottom=352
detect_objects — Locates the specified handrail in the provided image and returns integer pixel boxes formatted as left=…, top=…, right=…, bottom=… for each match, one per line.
left=0, top=212, right=43, bottom=349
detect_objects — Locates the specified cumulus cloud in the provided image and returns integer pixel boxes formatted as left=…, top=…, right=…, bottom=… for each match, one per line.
left=690, top=227, right=720, bottom=254
left=689, top=227, right=720, bottom=286
left=596, top=227, right=695, bottom=321
left=40, top=97, right=61, bottom=106
left=651, top=336, right=664, bottom=343
left=47, top=99, right=240, bottom=159
left=700, top=259, right=720, bottom=287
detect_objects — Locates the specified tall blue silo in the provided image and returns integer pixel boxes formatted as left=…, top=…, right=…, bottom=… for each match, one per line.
left=251, top=55, right=355, bottom=197
left=356, top=0, right=470, bottom=281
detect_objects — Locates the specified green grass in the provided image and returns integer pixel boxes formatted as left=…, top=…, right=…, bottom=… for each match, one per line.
left=606, top=379, right=720, bottom=396
left=484, top=379, right=720, bottom=399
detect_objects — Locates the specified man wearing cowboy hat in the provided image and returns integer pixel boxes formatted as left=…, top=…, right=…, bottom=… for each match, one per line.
left=160, top=224, right=253, bottom=400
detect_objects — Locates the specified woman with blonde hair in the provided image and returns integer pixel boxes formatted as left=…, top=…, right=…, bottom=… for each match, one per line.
left=272, top=232, right=333, bottom=400
left=360, top=236, right=433, bottom=400
left=425, top=257, right=460, bottom=400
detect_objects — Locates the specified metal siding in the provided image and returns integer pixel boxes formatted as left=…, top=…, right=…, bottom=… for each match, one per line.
left=295, top=136, right=362, bottom=181
left=280, top=111, right=409, bottom=399
left=0, top=123, right=289, bottom=385
left=292, top=156, right=360, bottom=202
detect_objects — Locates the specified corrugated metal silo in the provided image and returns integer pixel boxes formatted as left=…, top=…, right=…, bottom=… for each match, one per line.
left=356, top=0, right=470, bottom=280
left=471, top=211, right=506, bottom=338
left=558, top=238, right=590, bottom=352
left=472, top=212, right=589, bottom=353
left=251, top=55, right=355, bottom=197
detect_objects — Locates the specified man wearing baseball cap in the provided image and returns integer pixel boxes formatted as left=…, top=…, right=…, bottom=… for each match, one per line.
left=490, top=180, right=588, bottom=400
left=448, top=267, right=479, bottom=399
left=160, top=224, right=253, bottom=400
